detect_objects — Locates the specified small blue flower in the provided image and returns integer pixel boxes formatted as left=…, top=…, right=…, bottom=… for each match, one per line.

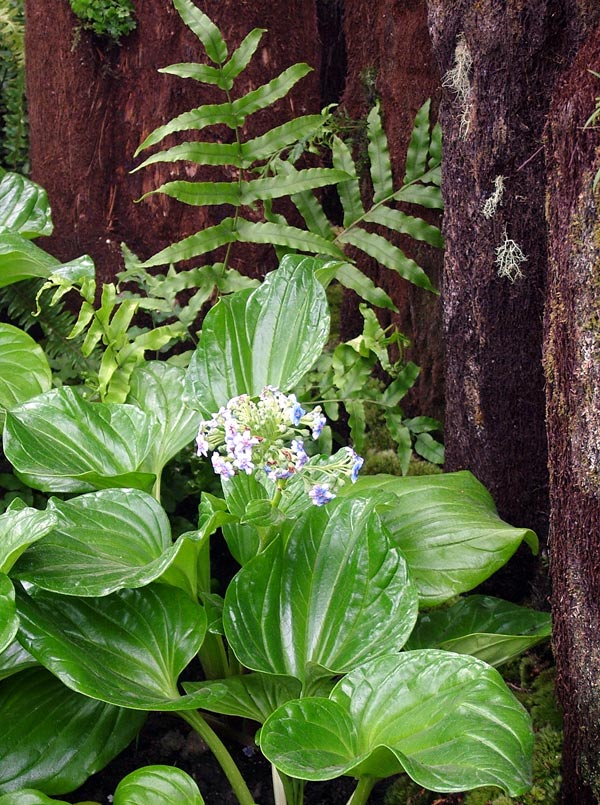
left=311, top=411, right=327, bottom=439
left=211, top=453, right=235, bottom=479
left=309, top=484, right=335, bottom=506
left=351, top=454, right=364, bottom=483
left=291, top=402, right=306, bottom=426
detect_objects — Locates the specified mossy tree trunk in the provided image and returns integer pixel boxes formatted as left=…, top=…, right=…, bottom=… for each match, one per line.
left=545, top=24, right=600, bottom=804
left=24, top=0, right=321, bottom=284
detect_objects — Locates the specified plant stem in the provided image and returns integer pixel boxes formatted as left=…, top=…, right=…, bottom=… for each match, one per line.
left=178, top=709, right=256, bottom=805
left=346, top=776, right=377, bottom=805
left=273, top=767, right=305, bottom=805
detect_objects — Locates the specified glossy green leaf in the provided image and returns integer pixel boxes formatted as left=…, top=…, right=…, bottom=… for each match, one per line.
left=221, top=27, right=265, bottom=83
left=232, top=63, right=312, bottom=121
left=235, top=219, right=344, bottom=258
left=261, top=651, right=533, bottom=796
left=140, top=218, right=237, bottom=267
left=331, top=136, right=363, bottom=226
left=0, top=667, right=145, bottom=795
left=341, top=471, right=538, bottom=605
left=0, top=170, right=53, bottom=238
left=0, top=502, right=57, bottom=574
left=0, top=324, right=52, bottom=426
left=16, top=584, right=207, bottom=711
left=0, top=638, right=37, bottom=681
left=158, top=61, right=226, bottom=87
left=114, top=766, right=204, bottom=805
left=173, top=0, right=227, bottom=63
left=127, top=361, right=198, bottom=474
left=184, top=672, right=302, bottom=723
left=404, top=99, right=432, bottom=183
left=4, top=387, right=158, bottom=493
left=224, top=496, right=418, bottom=684
left=382, top=361, right=420, bottom=406
left=414, top=432, right=445, bottom=464
left=394, top=178, right=443, bottom=209
left=0, top=234, right=59, bottom=287
left=405, top=595, right=552, bottom=666
left=0, top=574, right=16, bottom=653
left=364, top=206, right=443, bottom=248
left=13, top=490, right=175, bottom=596
left=185, top=255, right=330, bottom=414
left=136, top=102, right=239, bottom=154
left=338, top=228, right=436, bottom=292
left=134, top=141, right=242, bottom=171
left=0, top=791, right=70, bottom=804
left=367, top=102, right=394, bottom=203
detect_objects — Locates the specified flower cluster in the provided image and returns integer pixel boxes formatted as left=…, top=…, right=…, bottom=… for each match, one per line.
left=196, top=387, right=362, bottom=505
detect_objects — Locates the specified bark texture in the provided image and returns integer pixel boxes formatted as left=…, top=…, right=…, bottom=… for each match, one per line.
left=426, top=0, right=570, bottom=544
left=25, top=0, right=321, bottom=283
left=341, top=0, right=444, bottom=420
left=545, top=25, right=600, bottom=804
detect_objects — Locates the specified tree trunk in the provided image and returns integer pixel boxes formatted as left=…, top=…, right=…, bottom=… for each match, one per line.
left=25, top=0, right=321, bottom=284
left=426, top=0, right=574, bottom=547
left=341, top=0, right=444, bottom=421
left=545, top=24, right=600, bottom=804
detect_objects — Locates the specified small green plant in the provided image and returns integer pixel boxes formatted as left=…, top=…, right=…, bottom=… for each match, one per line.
left=584, top=69, right=600, bottom=191
left=0, top=0, right=27, bottom=172
left=68, top=0, right=136, bottom=42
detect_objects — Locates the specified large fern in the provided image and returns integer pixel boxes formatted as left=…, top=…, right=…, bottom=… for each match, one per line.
left=0, top=0, right=27, bottom=172
left=136, top=0, right=442, bottom=311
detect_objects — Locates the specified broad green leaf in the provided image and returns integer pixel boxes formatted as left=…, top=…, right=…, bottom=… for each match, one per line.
left=334, top=263, right=397, bottom=310
left=13, top=490, right=175, bottom=596
left=16, top=584, right=207, bottom=711
left=404, top=99, right=432, bottom=183
left=364, top=206, right=444, bottom=248
left=0, top=503, right=57, bottom=573
left=183, top=672, right=302, bottom=723
left=0, top=324, right=52, bottom=426
left=127, top=361, right=198, bottom=474
left=140, top=218, right=237, bottom=267
left=0, top=234, right=59, bottom=287
left=331, top=136, right=363, bottom=226
left=405, top=595, right=551, bottom=666
left=0, top=170, right=53, bottom=238
left=3, top=387, right=158, bottom=493
left=185, top=255, right=330, bottom=414
left=114, top=766, right=204, bottom=805
left=0, top=667, right=145, bottom=796
left=221, top=28, right=265, bottom=83
left=414, top=432, right=445, bottom=464
left=367, top=102, right=394, bottom=203
left=260, top=651, right=533, bottom=796
left=338, top=227, right=436, bottom=292
left=173, top=0, right=227, bottom=64
left=0, top=573, right=16, bottom=653
left=0, top=638, right=37, bottom=681
left=340, top=471, right=538, bottom=605
left=224, top=496, right=418, bottom=685
left=242, top=116, right=324, bottom=165
left=0, top=791, right=70, bottom=804
left=134, top=141, right=242, bottom=171
left=232, top=64, right=312, bottom=121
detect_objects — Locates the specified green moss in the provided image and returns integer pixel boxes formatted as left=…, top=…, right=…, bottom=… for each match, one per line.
left=68, top=0, right=136, bottom=42
left=362, top=449, right=443, bottom=477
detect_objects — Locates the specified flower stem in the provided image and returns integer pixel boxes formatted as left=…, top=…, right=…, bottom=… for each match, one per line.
left=347, top=776, right=377, bottom=805
left=178, top=709, right=255, bottom=805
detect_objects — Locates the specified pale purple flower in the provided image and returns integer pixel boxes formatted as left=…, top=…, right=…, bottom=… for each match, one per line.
left=291, top=439, right=308, bottom=469
left=196, top=431, right=210, bottom=457
left=311, top=411, right=327, bottom=439
left=211, top=453, right=235, bottom=479
left=290, top=402, right=306, bottom=426
left=309, top=484, right=335, bottom=506
left=351, top=454, right=364, bottom=482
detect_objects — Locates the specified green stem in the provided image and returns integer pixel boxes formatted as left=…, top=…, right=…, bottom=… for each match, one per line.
left=347, top=776, right=377, bottom=805
left=178, top=709, right=255, bottom=805
left=273, top=767, right=305, bottom=805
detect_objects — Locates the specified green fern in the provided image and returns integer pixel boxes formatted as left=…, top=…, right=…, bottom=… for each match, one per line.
left=0, top=0, right=27, bottom=172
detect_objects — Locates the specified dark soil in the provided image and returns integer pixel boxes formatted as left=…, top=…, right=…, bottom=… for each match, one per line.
left=65, top=711, right=393, bottom=804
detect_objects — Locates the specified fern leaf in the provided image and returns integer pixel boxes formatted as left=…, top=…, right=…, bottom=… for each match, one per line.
left=394, top=182, right=443, bottom=209
left=338, top=227, right=437, bottom=292
left=134, top=141, right=242, bottom=171
left=364, top=206, right=443, bottom=248
left=141, top=218, right=237, bottom=267
left=367, top=102, right=394, bottom=203
left=382, top=361, right=420, bottom=405
left=235, top=218, right=345, bottom=258
left=428, top=121, right=442, bottom=168
left=222, top=28, right=266, bottom=83
left=173, top=0, right=228, bottom=64
left=241, top=115, right=324, bottom=165
left=141, top=180, right=241, bottom=207
left=159, top=62, right=228, bottom=88
left=334, top=262, right=397, bottom=311
left=135, top=102, right=238, bottom=155
left=347, top=399, right=366, bottom=454
left=332, top=136, right=364, bottom=226
left=232, top=64, right=312, bottom=121
left=272, top=159, right=334, bottom=240
left=404, top=99, right=432, bottom=183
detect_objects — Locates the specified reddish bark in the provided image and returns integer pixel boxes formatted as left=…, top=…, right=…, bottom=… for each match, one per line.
left=545, top=24, right=600, bottom=803
left=25, top=0, right=321, bottom=284
left=341, top=0, right=444, bottom=421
